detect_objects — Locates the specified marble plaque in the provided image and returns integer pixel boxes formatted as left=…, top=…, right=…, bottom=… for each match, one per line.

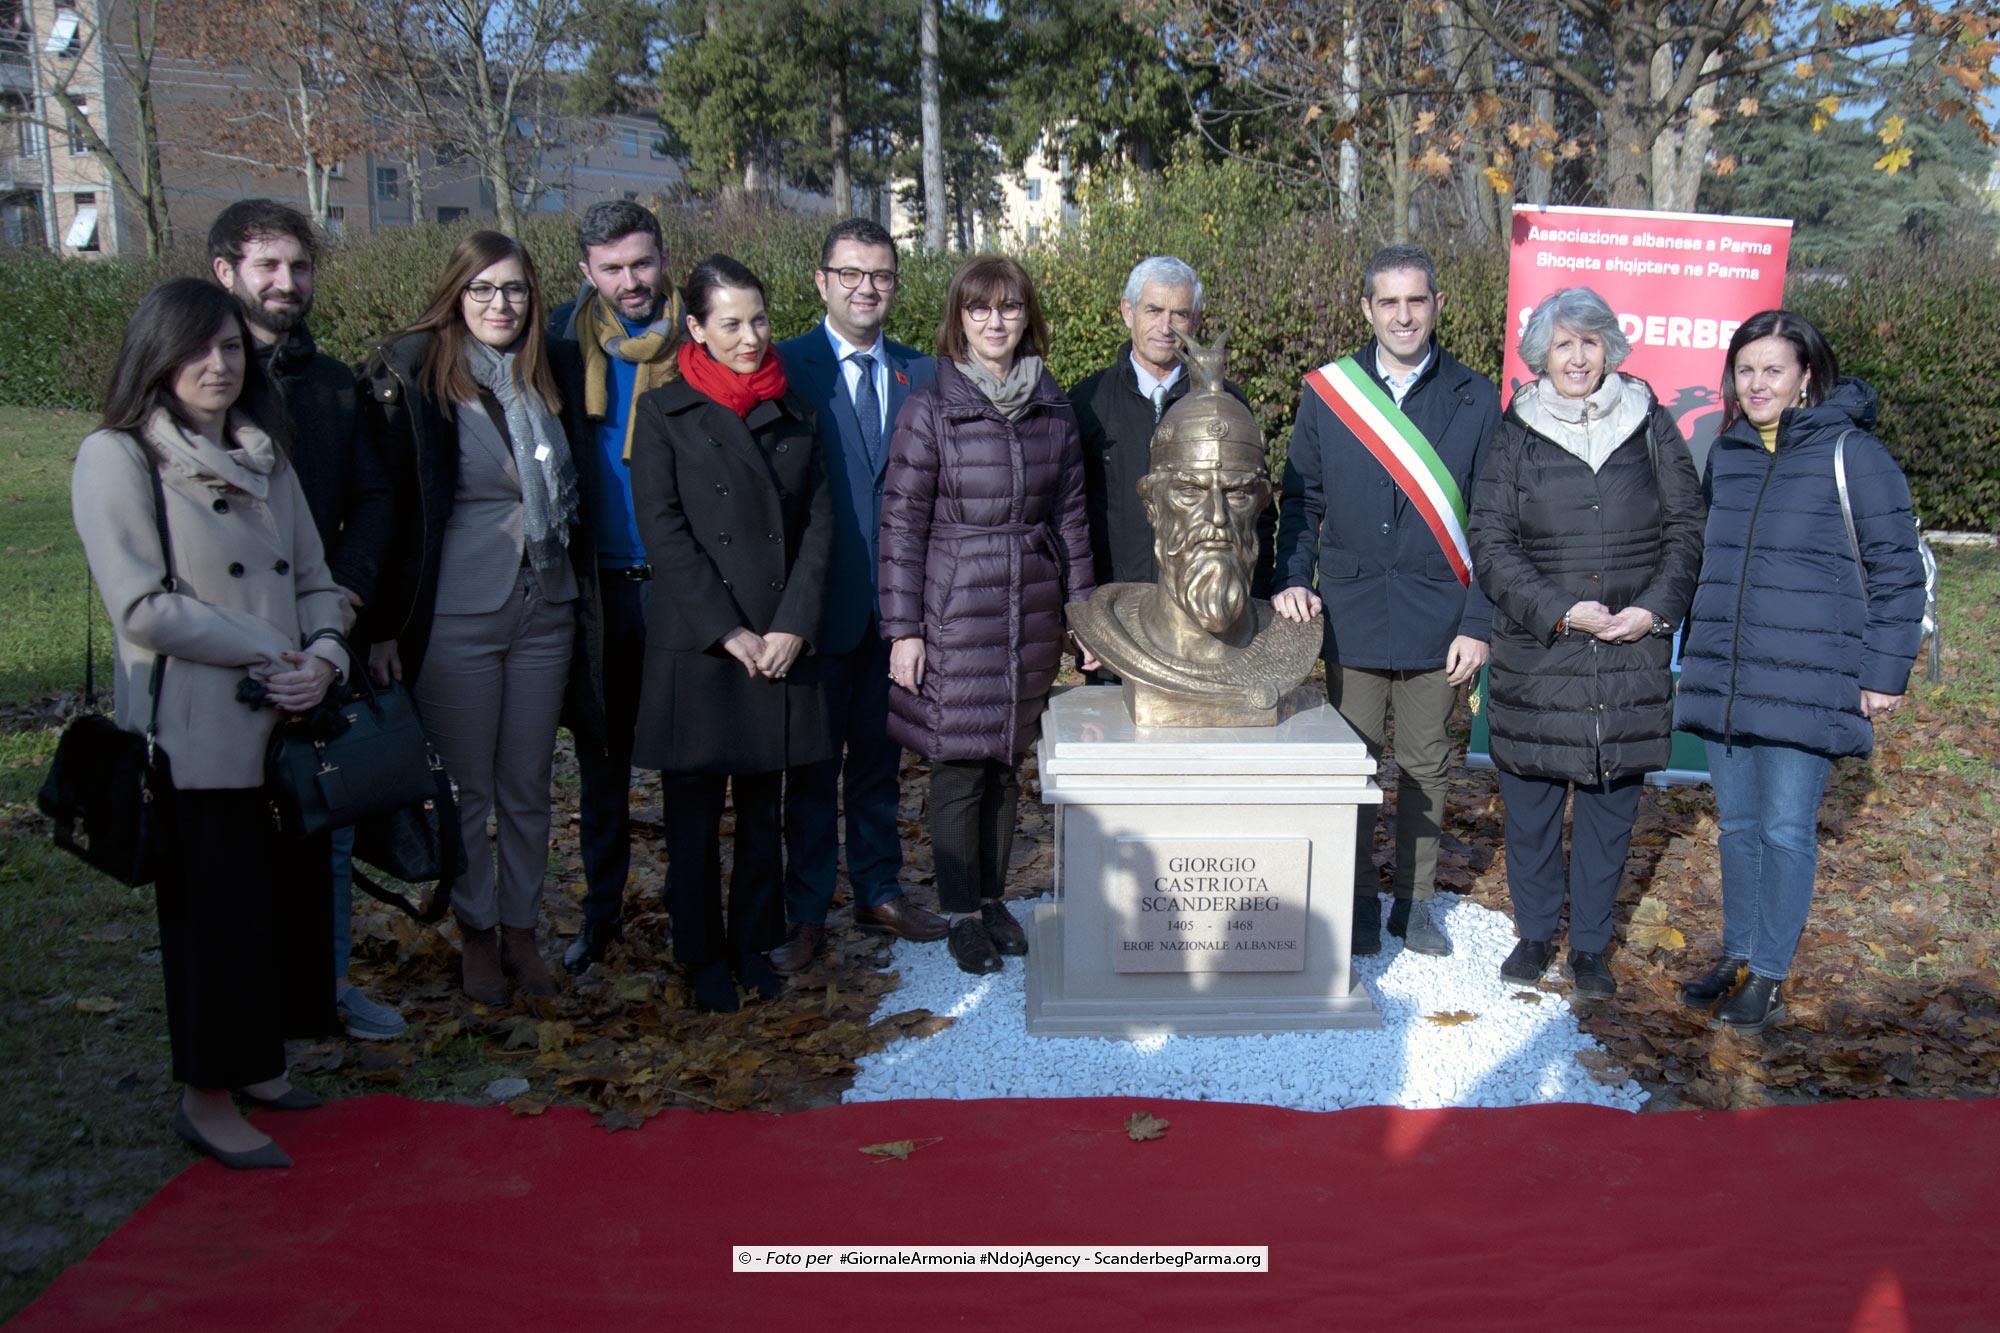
left=1109, top=837, right=1309, bottom=973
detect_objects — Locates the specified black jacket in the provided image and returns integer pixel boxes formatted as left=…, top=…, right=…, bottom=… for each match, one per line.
left=1069, top=342, right=1273, bottom=593
left=260, top=326, right=393, bottom=607
left=1275, top=341, right=1500, bottom=670
left=1468, top=389, right=1705, bottom=783
left=628, top=380, right=835, bottom=775
left=358, top=331, right=605, bottom=742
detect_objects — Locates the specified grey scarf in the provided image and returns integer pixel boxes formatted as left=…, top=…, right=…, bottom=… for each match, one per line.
left=464, top=339, right=579, bottom=574
left=956, top=354, right=1044, bottom=420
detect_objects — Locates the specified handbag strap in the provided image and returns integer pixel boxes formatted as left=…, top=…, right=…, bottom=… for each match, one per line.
left=350, top=868, right=453, bottom=924
left=1833, top=429, right=1867, bottom=609
left=143, top=455, right=176, bottom=759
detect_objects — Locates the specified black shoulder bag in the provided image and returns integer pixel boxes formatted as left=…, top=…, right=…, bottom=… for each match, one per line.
left=38, top=460, right=176, bottom=886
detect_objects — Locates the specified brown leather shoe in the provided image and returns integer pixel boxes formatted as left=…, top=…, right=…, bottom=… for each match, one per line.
left=460, top=925, right=508, bottom=1005
left=769, top=923, right=826, bottom=975
left=855, top=896, right=949, bottom=942
left=501, top=926, right=558, bottom=997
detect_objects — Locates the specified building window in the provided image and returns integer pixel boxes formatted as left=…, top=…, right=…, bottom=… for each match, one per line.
left=15, top=108, right=38, bottom=159
left=621, top=129, right=638, bottom=157
left=66, top=191, right=98, bottom=251
left=375, top=165, right=398, bottom=200
left=323, top=206, right=345, bottom=236
left=1025, top=178, right=1042, bottom=202
left=326, top=159, right=344, bottom=178
left=45, top=9, right=81, bottom=56
left=436, top=205, right=468, bottom=223
left=648, top=138, right=667, bottom=160
left=66, top=97, right=88, bottom=156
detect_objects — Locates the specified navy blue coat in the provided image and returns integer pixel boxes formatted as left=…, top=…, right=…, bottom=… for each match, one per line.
left=1275, top=341, right=1500, bottom=670
left=1673, top=379, right=1925, bottom=758
left=776, top=324, right=934, bottom=655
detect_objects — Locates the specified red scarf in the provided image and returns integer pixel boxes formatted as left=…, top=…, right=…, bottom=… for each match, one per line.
left=677, top=339, right=789, bottom=418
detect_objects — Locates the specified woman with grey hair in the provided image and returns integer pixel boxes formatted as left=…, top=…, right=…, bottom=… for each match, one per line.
left=1467, top=285, right=1705, bottom=999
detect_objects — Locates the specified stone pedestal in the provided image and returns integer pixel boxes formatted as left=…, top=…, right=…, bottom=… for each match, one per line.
left=1026, top=685, right=1384, bottom=1037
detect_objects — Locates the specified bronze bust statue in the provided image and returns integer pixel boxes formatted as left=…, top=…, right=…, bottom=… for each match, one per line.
left=1068, top=330, right=1322, bottom=726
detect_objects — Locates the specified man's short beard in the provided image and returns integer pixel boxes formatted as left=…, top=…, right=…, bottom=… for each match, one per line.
left=239, top=294, right=306, bottom=336
left=1167, top=546, right=1250, bottom=635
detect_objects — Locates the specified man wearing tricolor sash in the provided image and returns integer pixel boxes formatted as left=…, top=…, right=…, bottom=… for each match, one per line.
left=1273, top=245, right=1499, bottom=958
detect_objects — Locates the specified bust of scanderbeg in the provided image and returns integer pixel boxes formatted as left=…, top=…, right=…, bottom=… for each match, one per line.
left=1067, top=330, right=1322, bottom=727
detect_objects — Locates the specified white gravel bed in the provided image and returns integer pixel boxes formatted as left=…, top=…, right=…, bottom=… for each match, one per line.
left=845, top=895, right=1648, bottom=1112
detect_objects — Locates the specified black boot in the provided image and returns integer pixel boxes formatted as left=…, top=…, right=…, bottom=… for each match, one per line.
left=1717, top=974, right=1785, bottom=1033
left=1387, top=897, right=1452, bottom=956
left=562, top=919, right=621, bottom=975
left=1567, top=949, right=1617, bottom=999
left=1678, top=956, right=1746, bottom=1010
left=1500, top=938, right=1556, bottom=984
left=1351, top=894, right=1382, bottom=957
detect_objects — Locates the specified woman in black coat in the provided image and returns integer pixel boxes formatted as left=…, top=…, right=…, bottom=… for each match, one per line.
left=1467, top=286, right=1705, bottom=999
left=629, top=254, right=834, bottom=1013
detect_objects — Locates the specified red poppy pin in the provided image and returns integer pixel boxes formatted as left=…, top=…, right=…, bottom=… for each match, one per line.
left=894, top=370, right=909, bottom=385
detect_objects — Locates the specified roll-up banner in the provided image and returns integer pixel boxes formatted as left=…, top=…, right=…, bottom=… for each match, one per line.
left=1467, top=204, right=1794, bottom=786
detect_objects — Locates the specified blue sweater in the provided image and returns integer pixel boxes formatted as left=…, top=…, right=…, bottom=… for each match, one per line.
left=1673, top=378, right=1925, bottom=757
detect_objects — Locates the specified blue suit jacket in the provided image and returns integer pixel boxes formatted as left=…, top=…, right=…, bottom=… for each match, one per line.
left=776, top=324, right=934, bottom=654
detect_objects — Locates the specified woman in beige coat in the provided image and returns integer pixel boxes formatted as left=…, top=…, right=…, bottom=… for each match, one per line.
left=73, top=278, right=349, bottom=1170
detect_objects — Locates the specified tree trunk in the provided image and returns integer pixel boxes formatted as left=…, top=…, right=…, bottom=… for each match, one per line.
left=1528, top=1, right=1557, bottom=205
left=1600, top=45, right=1657, bottom=209
left=919, top=0, right=946, bottom=252
left=1389, top=93, right=1413, bottom=243
left=829, top=51, right=851, bottom=214
left=130, top=1, right=167, bottom=256
left=1650, top=40, right=1721, bottom=211
left=1337, top=0, right=1360, bottom=226
left=407, top=156, right=427, bottom=223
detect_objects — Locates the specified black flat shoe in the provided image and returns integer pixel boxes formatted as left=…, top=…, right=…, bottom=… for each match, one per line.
left=1500, top=938, right=1557, bottom=984
left=1718, top=974, right=1785, bottom=1033
left=690, top=961, right=740, bottom=1014
left=236, top=1084, right=322, bottom=1111
left=173, top=1107, right=292, bottom=1170
left=980, top=901, right=1029, bottom=956
left=735, top=952, right=786, bottom=1001
left=562, top=920, right=621, bottom=975
left=1351, top=895, right=1382, bottom=957
left=1678, top=956, right=1747, bottom=1010
left=1568, top=949, right=1618, bottom=999
left=948, top=918, right=1003, bottom=975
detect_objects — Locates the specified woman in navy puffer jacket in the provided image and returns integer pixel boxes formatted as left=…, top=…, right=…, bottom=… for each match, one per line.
left=1672, top=310, right=1925, bottom=1033
left=879, top=256, right=1096, bottom=976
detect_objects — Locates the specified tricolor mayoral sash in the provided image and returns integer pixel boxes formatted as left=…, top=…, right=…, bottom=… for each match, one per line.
left=1304, top=356, right=1471, bottom=587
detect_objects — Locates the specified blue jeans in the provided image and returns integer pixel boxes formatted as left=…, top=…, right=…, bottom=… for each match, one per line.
left=331, top=823, right=355, bottom=981
left=1705, top=739, right=1833, bottom=981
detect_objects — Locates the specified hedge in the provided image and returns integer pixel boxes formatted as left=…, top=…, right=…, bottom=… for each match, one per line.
left=2, top=157, right=1993, bottom=530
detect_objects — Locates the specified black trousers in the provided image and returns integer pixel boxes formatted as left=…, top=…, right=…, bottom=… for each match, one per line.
left=576, top=575, right=647, bottom=933
left=155, top=784, right=335, bottom=1089
left=783, top=624, right=906, bottom=925
left=1495, top=767, right=1645, bottom=953
left=661, top=770, right=784, bottom=971
left=929, top=758, right=1020, bottom=914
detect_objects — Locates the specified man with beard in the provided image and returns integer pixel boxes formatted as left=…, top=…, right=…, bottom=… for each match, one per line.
left=1273, top=244, right=1498, bottom=958
left=208, top=199, right=402, bottom=1039
left=1068, top=332, right=1320, bottom=727
left=547, top=200, right=682, bottom=973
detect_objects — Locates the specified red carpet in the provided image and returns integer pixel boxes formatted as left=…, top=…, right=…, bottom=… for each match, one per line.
left=14, top=1095, right=2000, bottom=1331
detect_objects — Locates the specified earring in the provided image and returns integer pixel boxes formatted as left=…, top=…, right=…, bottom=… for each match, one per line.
left=1798, top=381, right=1810, bottom=403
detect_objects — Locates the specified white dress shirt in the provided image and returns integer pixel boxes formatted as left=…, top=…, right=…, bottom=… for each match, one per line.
left=824, top=321, right=891, bottom=437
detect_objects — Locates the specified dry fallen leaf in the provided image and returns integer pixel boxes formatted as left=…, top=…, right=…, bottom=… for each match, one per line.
left=1424, top=1010, right=1479, bottom=1027
left=74, top=996, right=120, bottom=1014
left=860, top=1137, right=942, bottom=1162
left=1511, top=991, right=1543, bottom=1005
left=1125, top=1111, right=1171, bottom=1142
left=597, top=1107, right=650, bottom=1133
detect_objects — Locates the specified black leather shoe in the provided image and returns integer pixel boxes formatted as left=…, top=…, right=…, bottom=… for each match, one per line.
left=1718, top=973, right=1785, bottom=1033
left=562, top=920, right=621, bottom=975
left=1678, top=956, right=1747, bottom=1010
left=980, top=901, right=1029, bottom=956
left=1500, top=938, right=1557, bottom=984
left=1387, top=898, right=1452, bottom=956
left=173, top=1106, right=292, bottom=1170
left=948, top=918, right=1003, bottom=975
left=769, top=923, right=826, bottom=975
left=855, top=897, right=950, bottom=942
left=1568, top=950, right=1617, bottom=999
left=1351, top=895, right=1382, bottom=957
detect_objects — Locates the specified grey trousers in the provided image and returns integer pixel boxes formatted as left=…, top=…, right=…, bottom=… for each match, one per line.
left=1326, top=664, right=1458, bottom=901
left=415, top=568, right=576, bottom=931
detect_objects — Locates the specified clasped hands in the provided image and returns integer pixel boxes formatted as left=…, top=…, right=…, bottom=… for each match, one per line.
left=721, top=626, right=806, bottom=680
left=1565, top=601, right=1655, bottom=644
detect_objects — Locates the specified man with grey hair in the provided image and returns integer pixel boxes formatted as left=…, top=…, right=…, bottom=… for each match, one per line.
left=1274, top=243, right=1500, bottom=957
left=1071, top=256, right=1271, bottom=598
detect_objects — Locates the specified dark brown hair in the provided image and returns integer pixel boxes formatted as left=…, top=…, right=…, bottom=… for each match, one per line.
left=399, top=230, right=560, bottom=414
left=100, top=276, right=292, bottom=450
left=935, top=255, right=1050, bottom=364
left=1720, top=309, right=1839, bottom=429
left=682, top=253, right=766, bottom=324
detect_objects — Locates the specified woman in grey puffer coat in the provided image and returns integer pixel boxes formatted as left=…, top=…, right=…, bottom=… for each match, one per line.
left=878, top=256, right=1095, bottom=976
left=1468, top=287, right=1705, bottom=1001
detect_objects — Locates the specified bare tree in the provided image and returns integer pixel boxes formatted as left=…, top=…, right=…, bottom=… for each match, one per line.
left=919, top=0, right=945, bottom=252
left=29, top=0, right=171, bottom=254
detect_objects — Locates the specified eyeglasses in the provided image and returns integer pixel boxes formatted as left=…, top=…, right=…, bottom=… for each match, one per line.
left=464, top=281, right=531, bottom=305
left=965, top=300, right=1026, bottom=322
left=821, top=266, right=899, bottom=292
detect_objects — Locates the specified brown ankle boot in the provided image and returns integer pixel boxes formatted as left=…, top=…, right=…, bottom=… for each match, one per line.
left=459, top=925, right=508, bottom=1005
left=501, top=926, right=557, bottom=997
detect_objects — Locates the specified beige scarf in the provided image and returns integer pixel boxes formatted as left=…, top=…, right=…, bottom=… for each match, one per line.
left=565, top=284, right=683, bottom=460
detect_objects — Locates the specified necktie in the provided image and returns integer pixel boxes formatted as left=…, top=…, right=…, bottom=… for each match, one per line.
left=1151, top=384, right=1167, bottom=423
left=850, top=351, right=883, bottom=465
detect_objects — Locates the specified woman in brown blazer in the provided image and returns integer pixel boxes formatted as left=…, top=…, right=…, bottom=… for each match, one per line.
left=73, top=277, right=349, bottom=1169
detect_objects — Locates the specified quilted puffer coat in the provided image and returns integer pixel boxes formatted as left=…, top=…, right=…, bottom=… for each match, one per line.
left=878, top=358, right=1095, bottom=762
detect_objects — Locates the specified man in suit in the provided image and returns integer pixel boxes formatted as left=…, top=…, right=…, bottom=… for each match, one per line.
left=546, top=200, right=682, bottom=974
left=771, top=218, right=948, bottom=973
left=1273, top=244, right=1498, bottom=958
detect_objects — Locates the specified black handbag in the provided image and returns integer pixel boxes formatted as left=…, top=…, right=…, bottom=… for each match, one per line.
left=38, top=461, right=176, bottom=887
left=350, top=747, right=465, bottom=923
left=266, top=666, right=437, bottom=838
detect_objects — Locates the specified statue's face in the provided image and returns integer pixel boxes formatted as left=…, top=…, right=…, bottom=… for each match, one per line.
left=1143, top=466, right=1269, bottom=635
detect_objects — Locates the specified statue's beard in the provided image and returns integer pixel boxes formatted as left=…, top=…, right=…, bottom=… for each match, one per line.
left=1164, top=543, right=1250, bottom=635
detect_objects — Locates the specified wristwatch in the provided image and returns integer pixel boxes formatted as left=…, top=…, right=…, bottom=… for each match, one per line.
left=1648, top=614, right=1672, bottom=638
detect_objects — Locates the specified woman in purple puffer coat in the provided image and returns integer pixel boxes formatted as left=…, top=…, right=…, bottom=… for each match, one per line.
left=878, top=255, right=1096, bottom=976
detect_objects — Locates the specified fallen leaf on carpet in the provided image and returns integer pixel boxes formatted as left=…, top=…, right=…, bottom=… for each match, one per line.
left=508, top=1093, right=553, bottom=1117
left=1125, top=1111, right=1171, bottom=1142
left=73, top=996, right=120, bottom=1014
left=1424, top=1010, right=1478, bottom=1026
left=861, top=1137, right=942, bottom=1162
left=597, top=1107, right=651, bottom=1133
